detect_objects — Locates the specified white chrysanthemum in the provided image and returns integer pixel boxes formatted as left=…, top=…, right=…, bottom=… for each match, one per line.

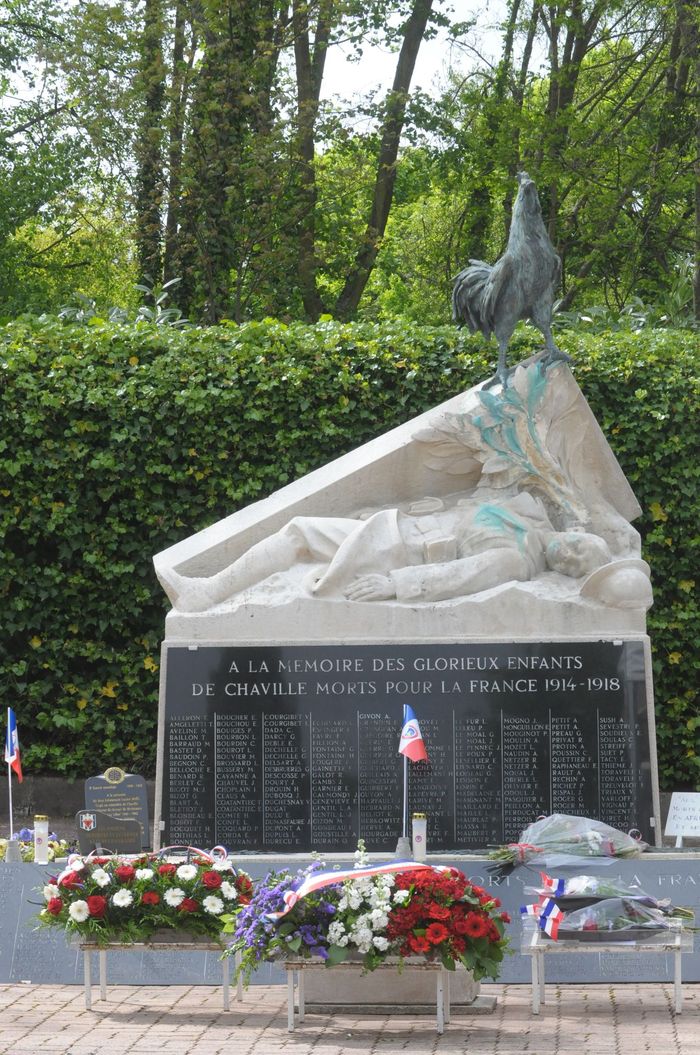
left=176, top=864, right=198, bottom=881
left=220, top=881, right=238, bottom=900
left=212, top=860, right=233, bottom=872
left=203, top=895, right=224, bottom=915
left=373, top=936, right=390, bottom=951
left=112, top=889, right=133, bottom=908
left=165, top=887, right=185, bottom=907
left=393, top=889, right=410, bottom=904
left=135, top=868, right=154, bottom=881
left=69, top=900, right=89, bottom=922
left=92, top=869, right=111, bottom=888
left=43, top=884, right=60, bottom=901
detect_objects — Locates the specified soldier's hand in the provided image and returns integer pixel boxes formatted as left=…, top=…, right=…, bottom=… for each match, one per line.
left=345, top=575, right=396, bottom=602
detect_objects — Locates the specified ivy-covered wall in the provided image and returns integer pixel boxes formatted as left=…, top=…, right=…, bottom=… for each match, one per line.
left=1, top=317, right=698, bottom=789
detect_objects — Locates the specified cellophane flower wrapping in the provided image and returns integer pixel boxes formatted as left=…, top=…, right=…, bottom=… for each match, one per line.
left=556, top=897, right=689, bottom=935
left=490, top=813, right=647, bottom=869
left=36, top=853, right=253, bottom=946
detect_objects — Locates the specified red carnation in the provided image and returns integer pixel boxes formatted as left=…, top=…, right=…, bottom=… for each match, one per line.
left=201, top=871, right=222, bottom=889
left=408, top=934, right=431, bottom=954
left=59, top=871, right=83, bottom=890
left=425, top=922, right=450, bottom=945
left=463, top=913, right=490, bottom=939
left=47, top=897, right=64, bottom=916
left=115, top=865, right=136, bottom=883
left=141, top=891, right=160, bottom=906
left=158, top=863, right=177, bottom=876
left=87, top=895, right=107, bottom=918
left=179, top=897, right=198, bottom=913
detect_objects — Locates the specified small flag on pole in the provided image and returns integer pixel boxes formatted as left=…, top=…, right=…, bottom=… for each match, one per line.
left=5, top=708, right=23, bottom=783
left=398, top=704, right=428, bottom=763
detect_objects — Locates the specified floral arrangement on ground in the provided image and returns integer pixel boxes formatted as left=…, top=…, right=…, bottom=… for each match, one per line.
left=227, top=844, right=510, bottom=983
left=37, top=853, right=253, bottom=946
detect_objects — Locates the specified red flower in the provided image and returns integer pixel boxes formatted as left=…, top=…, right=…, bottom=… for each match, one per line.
left=452, top=936, right=466, bottom=954
left=408, top=934, right=431, bottom=954
left=428, top=902, right=450, bottom=920
left=47, top=897, right=64, bottom=916
left=237, top=874, right=253, bottom=896
left=59, top=871, right=82, bottom=890
left=141, top=891, right=160, bottom=906
left=87, top=895, right=107, bottom=918
left=158, top=863, right=177, bottom=876
left=500, top=911, right=511, bottom=924
left=115, top=865, right=136, bottom=883
left=178, top=897, right=199, bottom=913
left=201, top=871, right=222, bottom=889
left=425, top=922, right=450, bottom=945
left=463, top=913, right=490, bottom=939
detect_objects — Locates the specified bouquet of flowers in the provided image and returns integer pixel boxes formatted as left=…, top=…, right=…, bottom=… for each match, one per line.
left=2, top=828, right=71, bottom=862
left=489, top=814, right=647, bottom=873
left=524, top=895, right=693, bottom=942
left=228, top=843, right=510, bottom=984
left=37, top=851, right=253, bottom=947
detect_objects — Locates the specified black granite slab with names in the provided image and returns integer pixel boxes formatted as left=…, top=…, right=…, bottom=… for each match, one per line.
left=161, top=641, right=656, bottom=853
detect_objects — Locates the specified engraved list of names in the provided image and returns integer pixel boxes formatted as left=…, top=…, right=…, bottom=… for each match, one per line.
left=161, top=641, right=656, bottom=852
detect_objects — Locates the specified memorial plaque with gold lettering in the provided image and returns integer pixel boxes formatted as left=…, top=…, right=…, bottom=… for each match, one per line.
left=158, top=641, right=658, bottom=853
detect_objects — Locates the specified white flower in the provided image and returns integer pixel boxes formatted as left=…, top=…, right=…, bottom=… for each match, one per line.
left=43, top=884, right=60, bottom=901
left=203, top=896, right=224, bottom=915
left=135, top=868, right=155, bottom=882
left=370, top=909, right=389, bottom=929
left=373, top=936, right=390, bottom=951
left=328, top=921, right=346, bottom=943
left=112, top=889, right=134, bottom=908
left=393, top=889, right=410, bottom=904
left=165, top=887, right=185, bottom=907
left=337, top=896, right=348, bottom=911
left=220, top=881, right=238, bottom=900
left=176, top=864, right=198, bottom=881
left=91, top=869, right=111, bottom=888
left=212, top=860, right=233, bottom=872
left=69, top=859, right=85, bottom=872
left=69, top=900, right=89, bottom=922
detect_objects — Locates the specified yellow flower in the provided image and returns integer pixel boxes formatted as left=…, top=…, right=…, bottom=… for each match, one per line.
left=76, top=698, right=88, bottom=710
left=143, top=656, right=158, bottom=672
left=668, top=652, right=682, bottom=665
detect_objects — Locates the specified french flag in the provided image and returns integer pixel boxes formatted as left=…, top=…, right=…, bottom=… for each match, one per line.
left=538, top=898, right=564, bottom=940
left=398, top=704, right=428, bottom=763
left=5, top=708, right=23, bottom=783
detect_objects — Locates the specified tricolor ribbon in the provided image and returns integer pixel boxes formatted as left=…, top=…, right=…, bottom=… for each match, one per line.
left=266, top=860, right=444, bottom=921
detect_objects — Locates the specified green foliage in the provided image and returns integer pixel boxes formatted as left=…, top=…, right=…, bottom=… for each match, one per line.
left=0, top=317, right=698, bottom=790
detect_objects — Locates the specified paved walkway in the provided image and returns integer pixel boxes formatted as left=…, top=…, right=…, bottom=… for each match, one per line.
left=0, top=983, right=698, bottom=1055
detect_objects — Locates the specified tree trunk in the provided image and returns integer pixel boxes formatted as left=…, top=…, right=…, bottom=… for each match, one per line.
left=163, top=0, right=191, bottom=284
left=334, top=0, right=433, bottom=319
left=134, top=0, right=166, bottom=285
left=292, top=0, right=332, bottom=320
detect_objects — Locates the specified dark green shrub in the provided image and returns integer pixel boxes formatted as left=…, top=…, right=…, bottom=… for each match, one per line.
left=0, top=316, right=697, bottom=789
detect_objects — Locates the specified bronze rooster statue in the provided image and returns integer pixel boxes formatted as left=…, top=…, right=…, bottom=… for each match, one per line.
left=452, top=171, right=572, bottom=386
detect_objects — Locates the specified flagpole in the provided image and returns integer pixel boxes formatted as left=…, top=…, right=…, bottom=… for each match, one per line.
left=402, top=705, right=408, bottom=839
left=7, top=761, right=14, bottom=840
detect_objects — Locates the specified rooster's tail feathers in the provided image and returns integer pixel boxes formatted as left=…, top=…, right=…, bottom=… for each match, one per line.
left=452, top=261, right=494, bottom=335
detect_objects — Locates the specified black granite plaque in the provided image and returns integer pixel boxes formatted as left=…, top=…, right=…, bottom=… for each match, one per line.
left=75, top=809, right=142, bottom=854
left=160, top=641, right=657, bottom=852
left=84, top=768, right=150, bottom=847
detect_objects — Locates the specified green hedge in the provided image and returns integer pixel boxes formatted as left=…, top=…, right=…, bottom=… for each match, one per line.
left=1, top=316, right=698, bottom=789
